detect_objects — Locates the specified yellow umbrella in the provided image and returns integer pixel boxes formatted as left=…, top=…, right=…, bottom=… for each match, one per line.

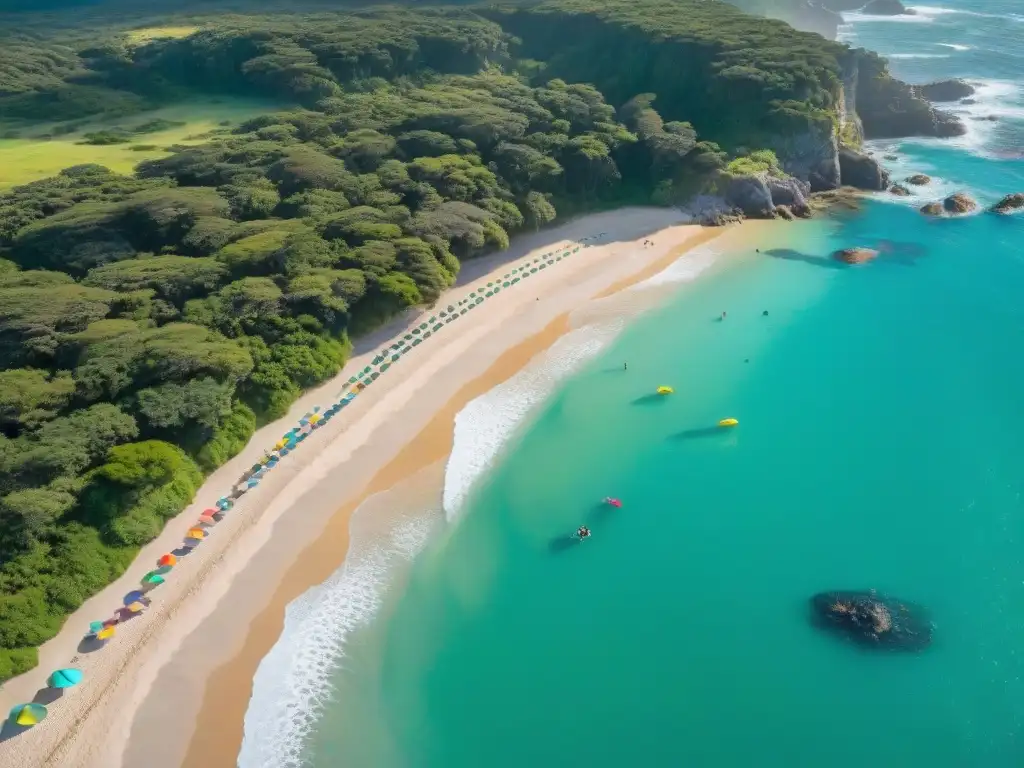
left=9, top=703, right=47, bottom=726
left=127, top=602, right=145, bottom=613
left=187, top=528, right=207, bottom=539
left=97, top=626, right=116, bottom=641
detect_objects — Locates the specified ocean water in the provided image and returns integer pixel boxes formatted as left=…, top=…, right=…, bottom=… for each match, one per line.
left=241, top=2, right=1024, bottom=766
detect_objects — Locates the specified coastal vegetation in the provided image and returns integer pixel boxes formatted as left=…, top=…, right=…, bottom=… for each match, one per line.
left=0, top=0, right=951, bottom=682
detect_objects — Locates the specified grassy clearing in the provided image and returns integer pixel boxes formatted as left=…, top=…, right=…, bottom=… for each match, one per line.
left=125, top=25, right=200, bottom=44
left=0, top=97, right=283, bottom=190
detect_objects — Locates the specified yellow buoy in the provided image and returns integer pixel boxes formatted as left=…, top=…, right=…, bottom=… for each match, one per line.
left=656, top=386, right=674, bottom=395
left=718, top=418, right=738, bottom=427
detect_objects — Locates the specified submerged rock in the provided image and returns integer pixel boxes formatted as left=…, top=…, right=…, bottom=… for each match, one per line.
left=991, top=193, right=1024, bottom=214
left=917, top=79, right=976, bottom=103
left=920, top=201, right=945, bottom=216
left=961, top=98, right=977, bottom=105
left=838, top=147, right=890, bottom=190
left=944, top=192, right=978, bottom=214
left=889, top=184, right=911, bottom=196
left=833, top=247, right=879, bottom=264
left=883, top=153, right=899, bottom=161
left=811, top=590, right=932, bottom=650
left=861, top=0, right=913, bottom=14
left=906, top=173, right=931, bottom=185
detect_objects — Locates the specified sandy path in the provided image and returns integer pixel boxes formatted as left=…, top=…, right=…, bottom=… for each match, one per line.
left=0, top=208, right=751, bottom=767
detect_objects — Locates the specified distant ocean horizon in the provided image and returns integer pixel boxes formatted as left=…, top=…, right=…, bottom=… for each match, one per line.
left=242, top=3, right=1024, bottom=765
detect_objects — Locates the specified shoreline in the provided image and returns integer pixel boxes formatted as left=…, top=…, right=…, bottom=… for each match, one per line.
left=0, top=208, right=768, bottom=768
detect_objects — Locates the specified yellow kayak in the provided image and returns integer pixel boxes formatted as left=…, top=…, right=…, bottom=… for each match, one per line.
left=718, top=418, right=739, bottom=427
left=657, top=386, right=674, bottom=395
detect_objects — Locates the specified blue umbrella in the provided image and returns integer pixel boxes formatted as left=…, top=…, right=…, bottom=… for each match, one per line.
left=49, top=668, right=83, bottom=689
left=123, top=591, right=145, bottom=606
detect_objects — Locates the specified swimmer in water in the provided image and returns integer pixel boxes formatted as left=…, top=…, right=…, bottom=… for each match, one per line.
left=763, top=310, right=769, bottom=316
left=577, top=525, right=591, bottom=539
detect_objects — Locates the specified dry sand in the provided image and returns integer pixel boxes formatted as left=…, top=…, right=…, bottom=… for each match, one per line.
left=0, top=208, right=767, bottom=767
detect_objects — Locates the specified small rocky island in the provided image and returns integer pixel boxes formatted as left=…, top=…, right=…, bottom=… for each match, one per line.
left=991, top=193, right=1024, bottom=214
left=906, top=174, right=931, bottom=186
left=920, top=193, right=978, bottom=216
left=810, top=590, right=933, bottom=650
left=833, top=247, right=879, bottom=264
left=860, top=0, right=914, bottom=15
left=916, top=79, right=976, bottom=103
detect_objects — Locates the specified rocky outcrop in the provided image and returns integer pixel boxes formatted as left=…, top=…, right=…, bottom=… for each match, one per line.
left=905, top=174, right=931, bottom=185
left=890, top=184, right=910, bottom=196
left=991, top=193, right=1024, bottom=214
left=810, top=590, right=933, bottom=650
left=916, top=79, right=976, bottom=103
left=851, top=51, right=967, bottom=139
left=920, top=193, right=979, bottom=216
left=944, top=192, right=977, bottom=214
left=833, top=247, right=879, bottom=264
left=861, top=0, right=914, bottom=14
left=838, top=147, right=890, bottom=190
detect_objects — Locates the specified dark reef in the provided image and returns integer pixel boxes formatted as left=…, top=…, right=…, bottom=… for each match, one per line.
left=810, top=590, right=933, bottom=650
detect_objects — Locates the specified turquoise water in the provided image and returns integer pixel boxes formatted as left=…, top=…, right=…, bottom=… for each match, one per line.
left=244, top=3, right=1024, bottom=766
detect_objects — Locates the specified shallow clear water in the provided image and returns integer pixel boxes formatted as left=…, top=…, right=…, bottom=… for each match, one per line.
left=243, top=2, right=1024, bottom=765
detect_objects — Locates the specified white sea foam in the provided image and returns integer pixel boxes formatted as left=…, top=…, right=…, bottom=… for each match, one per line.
left=908, top=5, right=1024, bottom=20
left=238, top=506, right=437, bottom=768
left=442, top=324, right=619, bottom=518
left=842, top=11, right=935, bottom=23
left=887, top=53, right=951, bottom=59
left=442, top=242, right=724, bottom=519
left=937, top=43, right=972, bottom=51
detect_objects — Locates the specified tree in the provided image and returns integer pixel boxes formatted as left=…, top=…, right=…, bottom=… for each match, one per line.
left=0, top=369, right=75, bottom=432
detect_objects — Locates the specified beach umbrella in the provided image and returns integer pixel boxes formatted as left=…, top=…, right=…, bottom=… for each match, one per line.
left=9, top=703, right=47, bottom=726
left=87, top=621, right=105, bottom=636
left=250, top=464, right=262, bottom=474
left=186, top=528, right=207, bottom=540
left=97, top=625, right=116, bottom=641
left=124, top=591, right=145, bottom=606
left=217, top=498, right=233, bottom=511
left=199, top=513, right=217, bottom=525
left=126, top=601, right=146, bottom=613
left=280, top=448, right=290, bottom=456
left=142, top=573, right=165, bottom=587
left=246, top=479, right=259, bottom=489
left=155, top=565, right=174, bottom=576
left=48, top=668, right=83, bottom=689
left=274, top=439, right=287, bottom=450
left=158, top=554, right=177, bottom=568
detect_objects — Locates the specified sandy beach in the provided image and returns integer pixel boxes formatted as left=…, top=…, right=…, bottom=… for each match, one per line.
left=0, top=208, right=767, bottom=768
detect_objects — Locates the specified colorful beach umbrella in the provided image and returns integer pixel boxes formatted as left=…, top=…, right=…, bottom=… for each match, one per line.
left=123, top=591, right=145, bottom=606
left=186, top=528, right=207, bottom=540
left=217, top=498, right=232, bottom=511
left=9, top=703, right=47, bottom=726
left=126, top=601, right=146, bottom=613
left=155, top=565, right=174, bottom=575
left=97, top=625, right=116, bottom=640
left=48, top=668, right=83, bottom=688
left=141, top=573, right=165, bottom=586
left=158, top=554, right=177, bottom=568
left=87, top=621, right=105, bottom=636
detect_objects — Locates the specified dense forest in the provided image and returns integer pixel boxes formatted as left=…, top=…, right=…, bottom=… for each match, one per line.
left=0, top=0, right=935, bottom=682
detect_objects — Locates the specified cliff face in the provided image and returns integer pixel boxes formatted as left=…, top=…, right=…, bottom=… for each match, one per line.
left=850, top=51, right=967, bottom=138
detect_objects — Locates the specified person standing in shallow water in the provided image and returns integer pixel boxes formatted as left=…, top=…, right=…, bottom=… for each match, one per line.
left=624, top=362, right=628, bottom=371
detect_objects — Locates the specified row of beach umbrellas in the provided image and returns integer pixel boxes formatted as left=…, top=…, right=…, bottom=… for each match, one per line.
left=8, top=237, right=594, bottom=730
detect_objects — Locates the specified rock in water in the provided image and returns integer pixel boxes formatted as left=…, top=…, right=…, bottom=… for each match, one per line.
left=810, top=590, right=932, bottom=650
left=861, top=0, right=914, bottom=14
left=991, top=193, right=1024, bottom=214
left=905, top=174, right=931, bottom=186
left=920, top=201, right=945, bottom=216
left=944, top=192, right=978, bottom=214
left=917, top=79, right=976, bottom=103
left=833, top=247, right=879, bottom=264
left=838, top=147, right=890, bottom=190
left=890, top=184, right=911, bottom=196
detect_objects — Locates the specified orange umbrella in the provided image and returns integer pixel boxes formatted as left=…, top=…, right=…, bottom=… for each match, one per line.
left=158, top=554, right=176, bottom=567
